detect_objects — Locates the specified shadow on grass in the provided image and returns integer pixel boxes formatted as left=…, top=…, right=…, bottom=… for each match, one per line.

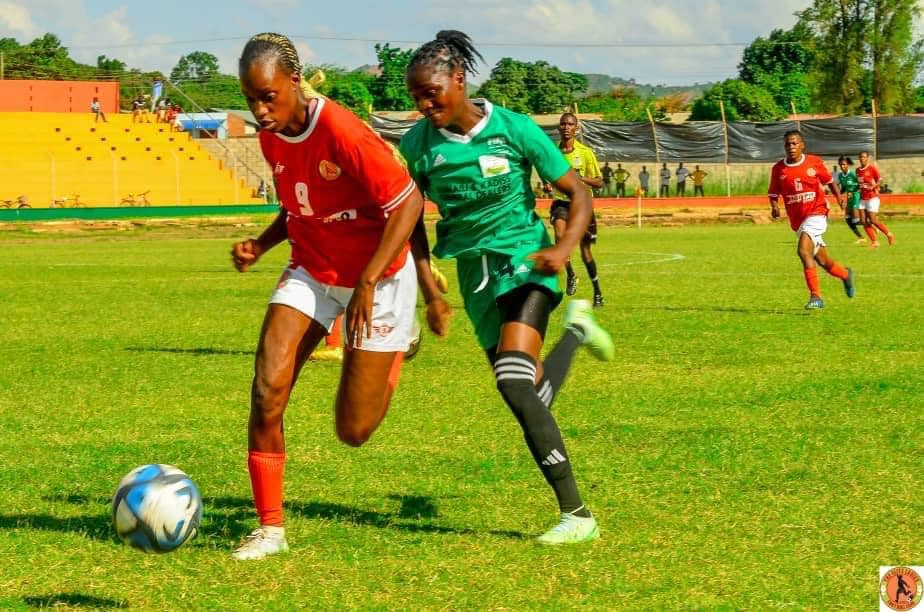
left=124, top=346, right=252, bottom=356
left=208, top=496, right=526, bottom=543
left=23, top=593, right=127, bottom=609
left=0, top=512, right=116, bottom=543
left=639, top=305, right=810, bottom=316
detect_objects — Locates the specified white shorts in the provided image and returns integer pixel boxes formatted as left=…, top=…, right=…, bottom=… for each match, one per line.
left=269, top=256, right=418, bottom=352
left=796, top=215, right=827, bottom=254
left=859, top=197, right=880, bottom=212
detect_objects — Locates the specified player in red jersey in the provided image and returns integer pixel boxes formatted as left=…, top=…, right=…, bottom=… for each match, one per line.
left=856, top=150, right=895, bottom=247
left=769, top=131, right=855, bottom=310
left=229, top=33, right=429, bottom=560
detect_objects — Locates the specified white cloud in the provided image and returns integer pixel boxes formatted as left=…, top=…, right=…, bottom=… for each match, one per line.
left=0, top=1, right=38, bottom=39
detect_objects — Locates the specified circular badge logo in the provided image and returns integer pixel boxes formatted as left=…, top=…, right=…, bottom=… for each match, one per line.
left=319, top=160, right=341, bottom=180
left=881, top=567, right=923, bottom=611
left=806, top=167, right=817, bottom=177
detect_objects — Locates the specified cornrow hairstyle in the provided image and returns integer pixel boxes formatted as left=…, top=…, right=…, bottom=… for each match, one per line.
left=239, top=32, right=326, bottom=99
left=408, top=30, right=485, bottom=78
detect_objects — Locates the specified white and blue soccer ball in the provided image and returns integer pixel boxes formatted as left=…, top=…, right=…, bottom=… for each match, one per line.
left=112, top=464, right=202, bottom=553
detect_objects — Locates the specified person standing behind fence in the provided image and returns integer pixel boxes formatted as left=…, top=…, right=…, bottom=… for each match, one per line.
left=769, top=130, right=854, bottom=310
left=658, top=163, right=670, bottom=197
left=675, top=162, right=690, bottom=196
left=601, top=162, right=613, bottom=196
left=90, top=97, right=107, bottom=123
left=638, top=165, right=650, bottom=196
left=836, top=156, right=864, bottom=243
left=690, top=165, right=708, bottom=196
left=613, top=163, right=630, bottom=198
left=856, top=150, right=895, bottom=247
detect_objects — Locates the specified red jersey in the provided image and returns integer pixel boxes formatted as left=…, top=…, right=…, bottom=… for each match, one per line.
left=259, top=99, right=416, bottom=287
left=768, top=154, right=833, bottom=230
left=855, top=164, right=881, bottom=200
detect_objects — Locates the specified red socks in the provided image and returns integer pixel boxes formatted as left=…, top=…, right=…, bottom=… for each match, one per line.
left=823, top=262, right=849, bottom=280
left=864, top=225, right=879, bottom=242
left=248, top=450, right=286, bottom=526
left=873, top=220, right=891, bottom=236
left=326, top=315, right=343, bottom=347
left=803, top=268, right=821, bottom=297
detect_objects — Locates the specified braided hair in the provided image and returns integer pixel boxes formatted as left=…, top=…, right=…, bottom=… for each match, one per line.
left=239, top=32, right=326, bottom=99
left=407, top=30, right=484, bottom=78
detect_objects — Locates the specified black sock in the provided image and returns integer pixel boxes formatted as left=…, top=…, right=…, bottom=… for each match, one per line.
left=565, top=262, right=576, bottom=280
left=494, top=351, right=586, bottom=514
left=584, top=258, right=602, bottom=296
left=846, top=217, right=863, bottom=238
left=535, top=329, right=581, bottom=409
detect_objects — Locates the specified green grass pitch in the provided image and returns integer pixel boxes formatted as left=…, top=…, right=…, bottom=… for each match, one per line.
left=0, top=219, right=921, bottom=609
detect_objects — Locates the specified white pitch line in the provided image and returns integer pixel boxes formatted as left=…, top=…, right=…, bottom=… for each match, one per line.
left=599, top=252, right=686, bottom=267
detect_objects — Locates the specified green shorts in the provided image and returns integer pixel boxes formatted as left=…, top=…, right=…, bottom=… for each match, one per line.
left=456, top=249, right=563, bottom=350
left=845, top=192, right=860, bottom=212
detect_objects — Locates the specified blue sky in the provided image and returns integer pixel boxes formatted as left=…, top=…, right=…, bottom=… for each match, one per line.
left=1, top=0, right=817, bottom=85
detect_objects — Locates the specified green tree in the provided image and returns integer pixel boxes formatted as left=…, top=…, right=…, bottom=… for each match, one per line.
left=798, top=0, right=923, bottom=113
left=369, top=43, right=415, bottom=111
left=578, top=88, right=663, bottom=121
left=305, top=64, right=375, bottom=118
left=170, top=51, right=219, bottom=84
left=689, top=79, right=784, bottom=121
left=96, top=55, right=126, bottom=74
left=869, top=0, right=923, bottom=112
left=478, top=58, right=587, bottom=114
left=738, top=24, right=815, bottom=113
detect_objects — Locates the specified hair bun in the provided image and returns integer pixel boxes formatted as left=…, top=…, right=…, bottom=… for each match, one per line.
left=435, top=30, right=465, bottom=42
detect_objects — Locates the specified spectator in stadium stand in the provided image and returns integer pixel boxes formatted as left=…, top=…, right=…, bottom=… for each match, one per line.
left=659, top=163, right=671, bottom=197
left=156, top=98, right=169, bottom=123
left=690, top=165, right=708, bottom=196
left=675, top=162, right=690, bottom=196
left=90, top=97, right=107, bottom=123
left=638, top=165, right=650, bottom=196
left=600, top=162, right=613, bottom=196
left=613, top=163, right=630, bottom=197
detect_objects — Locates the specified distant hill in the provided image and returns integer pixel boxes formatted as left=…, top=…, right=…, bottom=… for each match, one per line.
left=581, top=73, right=716, bottom=99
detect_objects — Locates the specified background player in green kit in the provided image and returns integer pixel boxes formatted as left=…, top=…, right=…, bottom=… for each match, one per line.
left=402, top=30, right=615, bottom=545
left=837, top=156, right=864, bottom=243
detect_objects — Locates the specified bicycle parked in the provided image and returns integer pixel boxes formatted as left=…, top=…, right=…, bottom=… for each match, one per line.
left=1, top=195, right=31, bottom=209
left=120, top=191, right=151, bottom=207
left=51, top=194, right=84, bottom=208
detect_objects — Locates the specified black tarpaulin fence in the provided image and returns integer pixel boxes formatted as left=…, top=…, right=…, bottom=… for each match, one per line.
left=371, top=113, right=924, bottom=163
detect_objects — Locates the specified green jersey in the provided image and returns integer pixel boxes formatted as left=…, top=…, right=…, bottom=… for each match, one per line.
left=838, top=169, right=859, bottom=193
left=399, top=100, right=570, bottom=260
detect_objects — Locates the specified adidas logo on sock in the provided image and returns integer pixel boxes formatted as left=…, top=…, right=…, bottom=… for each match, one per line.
left=541, top=449, right=567, bottom=466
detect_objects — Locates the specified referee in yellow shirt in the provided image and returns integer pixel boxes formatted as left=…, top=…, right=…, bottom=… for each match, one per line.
left=549, top=112, right=605, bottom=307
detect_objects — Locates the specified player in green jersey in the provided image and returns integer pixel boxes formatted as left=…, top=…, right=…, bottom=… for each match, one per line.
left=837, top=156, right=865, bottom=243
left=401, top=30, right=615, bottom=545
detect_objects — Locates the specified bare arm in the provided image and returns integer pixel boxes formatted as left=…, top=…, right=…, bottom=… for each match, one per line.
left=347, top=188, right=425, bottom=346
left=530, top=169, right=591, bottom=273
left=410, top=213, right=451, bottom=337
left=230, top=209, right=287, bottom=272
left=582, top=175, right=604, bottom=189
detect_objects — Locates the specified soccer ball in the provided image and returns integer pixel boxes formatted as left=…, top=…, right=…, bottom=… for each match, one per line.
left=112, top=464, right=202, bottom=553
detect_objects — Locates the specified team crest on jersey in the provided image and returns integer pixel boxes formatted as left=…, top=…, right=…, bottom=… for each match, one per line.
left=807, top=167, right=816, bottom=177
left=274, top=162, right=285, bottom=175
left=319, top=160, right=341, bottom=180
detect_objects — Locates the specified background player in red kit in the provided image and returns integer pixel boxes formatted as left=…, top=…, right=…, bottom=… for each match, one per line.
left=769, top=131, right=855, bottom=310
left=229, top=33, right=427, bottom=560
left=856, top=150, right=895, bottom=247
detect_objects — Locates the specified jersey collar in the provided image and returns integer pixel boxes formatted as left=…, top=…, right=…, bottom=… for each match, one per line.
left=783, top=154, right=805, bottom=167
left=438, top=99, right=493, bottom=144
left=273, top=98, right=326, bottom=144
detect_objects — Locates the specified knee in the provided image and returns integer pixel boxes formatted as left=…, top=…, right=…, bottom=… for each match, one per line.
left=336, top=420, right=374, bottom=447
